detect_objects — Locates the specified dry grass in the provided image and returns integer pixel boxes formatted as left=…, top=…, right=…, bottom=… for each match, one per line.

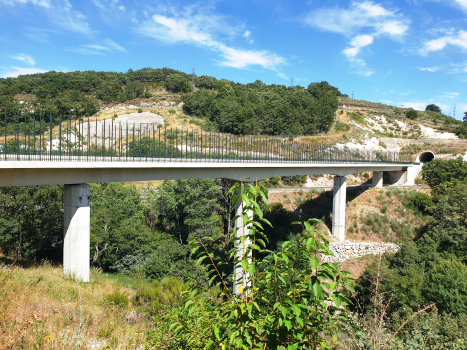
left=0, top=261, right=152, bottom=349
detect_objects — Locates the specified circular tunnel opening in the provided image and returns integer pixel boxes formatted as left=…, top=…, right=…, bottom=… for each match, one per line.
left=417, top=151, right=435, bottom=163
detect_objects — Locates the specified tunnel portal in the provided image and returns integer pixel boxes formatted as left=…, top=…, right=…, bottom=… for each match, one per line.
left=416, top=151, right=435, bottom=163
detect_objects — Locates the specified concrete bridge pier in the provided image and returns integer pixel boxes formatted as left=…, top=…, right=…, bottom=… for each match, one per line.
left=372, top=171, right=383, bottom=188
left=64, top=184, right=91, bottom=282
left=232, top=185, right=253, bottom=295
left=332, top=176, right=347, bottom=242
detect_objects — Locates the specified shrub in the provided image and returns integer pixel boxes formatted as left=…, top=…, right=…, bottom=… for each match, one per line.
left=168, top=109, right=176, bottom=114
left=137, top=108, right=143, bottom=113
left=406, top=109, right=418, bottom=120
left=381, top=205, right=388, bottom=214
left=334, top=121, right=350, bottom=132
left=424, top=259, right=467, bottom=316
left=104, top=290, right=129, bottom=309
left=298, top=189, right=304, bottom=196
left=403, top=191, right=434, bottom=213
left=294, top=196, right=305, bottom=206
left=363, top=172, right=370, bottom=179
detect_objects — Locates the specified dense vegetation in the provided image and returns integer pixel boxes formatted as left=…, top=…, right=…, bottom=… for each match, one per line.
left=1, top=158, right=467, bottom=347
left=351, top=158, right=467, bottom=348
left=0, top=68, right=345, bottom=136
left=0, top=68, right=187, bottom=123
left=182, top=80, right=345, bottom=135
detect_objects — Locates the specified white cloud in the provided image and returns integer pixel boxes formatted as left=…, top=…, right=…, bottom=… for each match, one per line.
left=305, top=2, right=408, bottom=76
left=277, top=72, right=288, bottom=79
left=0, top=0, right=51, bottom=8
left=249, top=40, right=254, bottom=45
left=118, top=5, right=124, bottom=12
left=380, top=99, right=393, bottom=103
left=442, top=92, right=460, bottom=99
left=400, top=101, right=451, bottom=112
left=76, top=38, right=127, bottom=54
left=2, top=66, right=47, bottom=78
left=418, top=66, right=441, bottom=72
left=216, top=45, right=286, bottom=69
left=453, top=0, right=467, bottom=11
left=11, top=53, right=35, bottom=65
left=421, top=30, right=467, bottom=54
left=303, top=1, right=408, bottom=36
left=137, top=6, right=287, bottom=71
left=343, top=34, right=374, bottom=57
left=399, top=102, right=427, bottom=111
left=2, top=0, right=93, bottom=34
left=379, top=21, right=409, bottom=35
left=103, top=38, right=126, bottom=52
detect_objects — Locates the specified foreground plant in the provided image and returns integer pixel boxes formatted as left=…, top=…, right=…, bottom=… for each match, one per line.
left=166, top=181, right=353, bottom=349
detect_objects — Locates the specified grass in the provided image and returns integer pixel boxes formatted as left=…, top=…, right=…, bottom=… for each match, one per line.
left=0, top=260, right=184, bottom=349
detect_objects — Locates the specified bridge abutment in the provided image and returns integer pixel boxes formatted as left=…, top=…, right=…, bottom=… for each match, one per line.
left=64, top=184, right=91, bottom=282
left=372, top=171, right=383, bottom=188
left=332, top=176, right=347, bottom=242
left=233, top=185, right=253, bottom=295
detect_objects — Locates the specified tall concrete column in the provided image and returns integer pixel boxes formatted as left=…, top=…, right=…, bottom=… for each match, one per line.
left=372, top=171, right=383, bottom=188
left=332, top=176, right=347, bottom=242
left=64, top=184, right=91, bottom=282
left=233, top=186, right=253, bottom=295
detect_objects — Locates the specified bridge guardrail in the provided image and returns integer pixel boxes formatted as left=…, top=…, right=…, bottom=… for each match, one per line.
left=0, top=108, right=413, bottom=164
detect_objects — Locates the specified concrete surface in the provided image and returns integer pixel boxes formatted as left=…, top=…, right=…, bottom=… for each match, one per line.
left=64, top=184, right=90, bottom=282
left=332, top=176, right=347, bottom=242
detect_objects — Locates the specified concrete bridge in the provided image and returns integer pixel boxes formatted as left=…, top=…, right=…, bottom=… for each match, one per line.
left=0, top=157, right=418, bottom=283
left=0, top=116, right=423, bottom=284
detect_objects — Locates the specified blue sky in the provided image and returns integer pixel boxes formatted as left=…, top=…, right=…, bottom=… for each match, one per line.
left=0, top=0, right=466, bottom=119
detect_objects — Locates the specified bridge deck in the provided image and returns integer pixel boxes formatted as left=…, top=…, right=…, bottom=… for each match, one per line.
left=0, top=159, right=413, bottom=187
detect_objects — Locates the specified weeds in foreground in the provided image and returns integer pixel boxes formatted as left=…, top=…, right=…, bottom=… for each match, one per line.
left=0, top=261, right=151, bottom=349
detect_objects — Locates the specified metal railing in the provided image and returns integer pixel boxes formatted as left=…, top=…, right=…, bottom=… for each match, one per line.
left=0, top=109, right=413, bottom=164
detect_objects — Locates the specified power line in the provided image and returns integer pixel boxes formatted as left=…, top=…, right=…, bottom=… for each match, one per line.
left=453, top=104, right=456, bottom=119
left=290, top=76, right=294, bottom=87
left=351, top=91, right=354, bottom=99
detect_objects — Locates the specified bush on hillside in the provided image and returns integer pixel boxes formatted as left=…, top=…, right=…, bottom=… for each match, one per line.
left=402, top=191, right=434, bottom=213
left=164, top=74, right=191, bottom=93
left=406, top=108, right=418, bottom=120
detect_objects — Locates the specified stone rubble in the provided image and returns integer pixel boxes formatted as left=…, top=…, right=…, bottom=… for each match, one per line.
left=101, top=101, right=177, bottom=110
left=321, top=242, right=399, bottom=263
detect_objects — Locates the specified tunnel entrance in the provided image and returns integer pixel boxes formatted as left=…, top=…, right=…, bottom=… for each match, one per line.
left=416, top=151, right=435, bottom=163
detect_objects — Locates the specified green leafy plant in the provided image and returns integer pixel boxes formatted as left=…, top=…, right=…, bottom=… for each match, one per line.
left=166, top=181, right=353, bottom=349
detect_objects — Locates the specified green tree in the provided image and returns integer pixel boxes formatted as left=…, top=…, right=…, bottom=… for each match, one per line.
left=164, top=74, right=192, bottom=93
left=426, top=104, right=441, bottom=113
left=155, top=179, right=224, bottom=245
left=424, top=259, right=467, bottom=315
left=422, top=158, right=467, bottom=188
left=0, top=185, right=63, bottom=261
left=90, top=182, right=155, bottom=271
left=406, top=108, right=418, bottom=120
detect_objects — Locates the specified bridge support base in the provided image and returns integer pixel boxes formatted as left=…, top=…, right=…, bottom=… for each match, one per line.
left=233, top=185, right=253, bottom=295
left=332, top=176, right=347, bottom=242
left=64, top=184, right=91, bottom=282
left=372, top=171, right=383, bottom=188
